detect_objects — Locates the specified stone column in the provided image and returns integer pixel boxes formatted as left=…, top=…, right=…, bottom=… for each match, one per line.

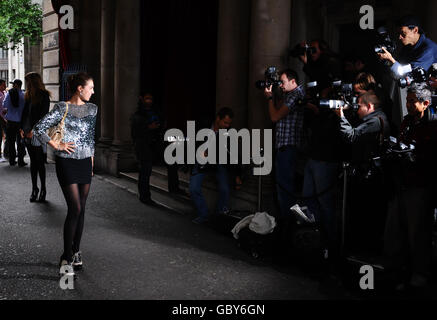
left=288, top=0, right=307, bottom=84
left=216, top=0, right=251, bottom=130
left=108, top=0, right=141, bottom=175
left=247, top=0, right=292, bottom=130
left=113, top=0, right=140, bottom=146
left=95, top=0, right=116, bottom=174
left=100, top=0, right=115, bottom=143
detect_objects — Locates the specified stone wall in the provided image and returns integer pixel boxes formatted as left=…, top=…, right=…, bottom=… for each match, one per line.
left=42, top=0, right=60, bottom=107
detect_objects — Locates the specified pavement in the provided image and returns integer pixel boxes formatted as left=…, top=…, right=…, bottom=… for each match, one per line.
left=0, top=157, right=354, bottom=300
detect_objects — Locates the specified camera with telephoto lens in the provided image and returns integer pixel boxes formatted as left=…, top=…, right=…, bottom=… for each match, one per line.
left=398, top=66, right=428, bottom=88
left=296, top=81, right=320, bottom=106
left=318, top=80, right=359, bottom=110
left=289, top=43, right=317, bottom=58
left=374, top=26, right=396, bottom=54
left=255, top=66, right=283, bottom=90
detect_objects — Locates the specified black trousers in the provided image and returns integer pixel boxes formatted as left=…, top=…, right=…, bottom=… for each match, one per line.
left=138, top=159, right=180, bottom=200
left=345, top=172, right=388, bottom=254
left=6, top=121, right=26, bottom=164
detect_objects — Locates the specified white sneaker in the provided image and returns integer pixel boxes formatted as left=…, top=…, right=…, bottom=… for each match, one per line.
left=0, top=157, right=7, bottom=163
left=290, top=204, right=315, bottom=224
left=72, top=252, right=83, bottom=270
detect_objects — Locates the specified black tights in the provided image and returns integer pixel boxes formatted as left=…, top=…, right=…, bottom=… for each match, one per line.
left=26, top=145, right=46, bottom=191
left=61, top=184, right=91, bottom=261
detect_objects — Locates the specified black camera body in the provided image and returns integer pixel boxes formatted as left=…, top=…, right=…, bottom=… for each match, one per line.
left=383, top=136, right=417, bottom=163
left=374, top=27, right=396, bottom=54
left=296, top=81, right=319, bottom=106
left=289, top=43, right=317, bottom=58
left=255, top=66, right=282, bottom=90
left=319, top=81, right=359, bottom=110
left=399, top=67, right=428, bottom=88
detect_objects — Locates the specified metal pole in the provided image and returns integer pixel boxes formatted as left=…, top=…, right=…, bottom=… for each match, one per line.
left=257, top=148, right=264, bottom=213
left=341, top=162, right=349, bottom=257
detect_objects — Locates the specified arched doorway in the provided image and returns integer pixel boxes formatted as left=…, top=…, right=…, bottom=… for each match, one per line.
left=141, top=0, right=219, bottom=132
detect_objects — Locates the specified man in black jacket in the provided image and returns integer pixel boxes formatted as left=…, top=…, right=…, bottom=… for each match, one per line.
left=384, top=83, right=437, bottom=291
left=338, top=91, right=390, bottom=254
left=131, top=93, right=181, bottom=206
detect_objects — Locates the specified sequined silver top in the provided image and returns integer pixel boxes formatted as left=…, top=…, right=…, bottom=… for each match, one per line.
left=34, top=102, right=98, bottom=160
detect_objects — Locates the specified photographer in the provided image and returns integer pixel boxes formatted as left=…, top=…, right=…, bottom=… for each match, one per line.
left=338, top=92, right=390, bottom=253
left=339, top=92, right=390, bottom=162
left=384, top=83, right=437, bottom=291
left=378, top=15, right=437, bottom=75
left=264, top=69, right=305, bottom=218
left=294, top=40, right=343, bottom=91
left=302, top=97, right=344, bottom=267
left=353, top=72, right=396, bottom=134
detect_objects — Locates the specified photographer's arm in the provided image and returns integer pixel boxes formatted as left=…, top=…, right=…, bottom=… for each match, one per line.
left=264, top=86, right=290, bottom=123
left=339, top=110, right=380, bottom=144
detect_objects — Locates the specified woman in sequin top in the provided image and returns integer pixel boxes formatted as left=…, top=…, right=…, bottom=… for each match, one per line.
left=34, top=73, right=97, bottom=275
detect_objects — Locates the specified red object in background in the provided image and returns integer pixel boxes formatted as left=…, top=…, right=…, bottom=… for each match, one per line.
left=51, top=0, right=71, bottom=70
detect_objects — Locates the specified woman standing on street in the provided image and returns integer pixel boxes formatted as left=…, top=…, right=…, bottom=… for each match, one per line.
left=21, top=73, right=51, bottom=202
left=33, top=73, right=97, bottom=275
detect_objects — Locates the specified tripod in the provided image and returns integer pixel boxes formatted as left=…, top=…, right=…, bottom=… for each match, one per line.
left=340, top=161, right=385, bottom=270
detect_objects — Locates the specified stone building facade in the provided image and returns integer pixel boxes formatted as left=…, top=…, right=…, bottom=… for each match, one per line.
left=41, top=0, right=437, bottom=177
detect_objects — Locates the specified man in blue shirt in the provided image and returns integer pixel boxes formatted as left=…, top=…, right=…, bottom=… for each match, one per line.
left=378, top=15, right=437, bottom=74
left=3, top=79, right=27, bottom=167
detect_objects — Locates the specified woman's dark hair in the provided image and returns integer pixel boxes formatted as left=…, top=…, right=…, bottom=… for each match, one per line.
left=67, top=72, right=93, bottom=95
left=24, top=72, right=52, bottom=104
left=9, top=88, right=19, bottom=108
left=354, top=72, right=377, bottom=91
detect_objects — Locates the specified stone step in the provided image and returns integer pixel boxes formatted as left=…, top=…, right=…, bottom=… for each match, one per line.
left=120, top=166, right=279, bottom=219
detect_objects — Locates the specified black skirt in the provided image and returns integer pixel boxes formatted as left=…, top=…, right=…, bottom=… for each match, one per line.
left=56, top=157, right=92, bottom=186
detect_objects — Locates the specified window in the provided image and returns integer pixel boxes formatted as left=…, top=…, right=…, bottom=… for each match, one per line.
left=0, top=48, right=8, bottom=59
left=0, top=70, right=8, bottom=84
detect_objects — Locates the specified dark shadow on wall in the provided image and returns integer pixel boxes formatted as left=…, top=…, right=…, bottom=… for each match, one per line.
left=140, top=0, right=219, bottom=133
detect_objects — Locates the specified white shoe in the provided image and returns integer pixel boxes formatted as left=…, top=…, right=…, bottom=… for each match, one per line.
left=290, top=204, right=315, bottom=224
left=72, top=252, right=83, bottom=270
left=0, top=157, right=7, bottom=163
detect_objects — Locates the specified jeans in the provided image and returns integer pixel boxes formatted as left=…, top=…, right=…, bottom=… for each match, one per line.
left=189, top=164, right=230, bottom=220
left=6, top=121, right=26, bottom=165
left=303, top=159, right=339, bottom=254
left=275, top=146, right=299, bottom=217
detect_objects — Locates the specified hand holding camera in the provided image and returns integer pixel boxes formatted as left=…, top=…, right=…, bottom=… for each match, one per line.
left=264, top=85, right=273, bottom=100
left=377, top=47, right=396, bottom=65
